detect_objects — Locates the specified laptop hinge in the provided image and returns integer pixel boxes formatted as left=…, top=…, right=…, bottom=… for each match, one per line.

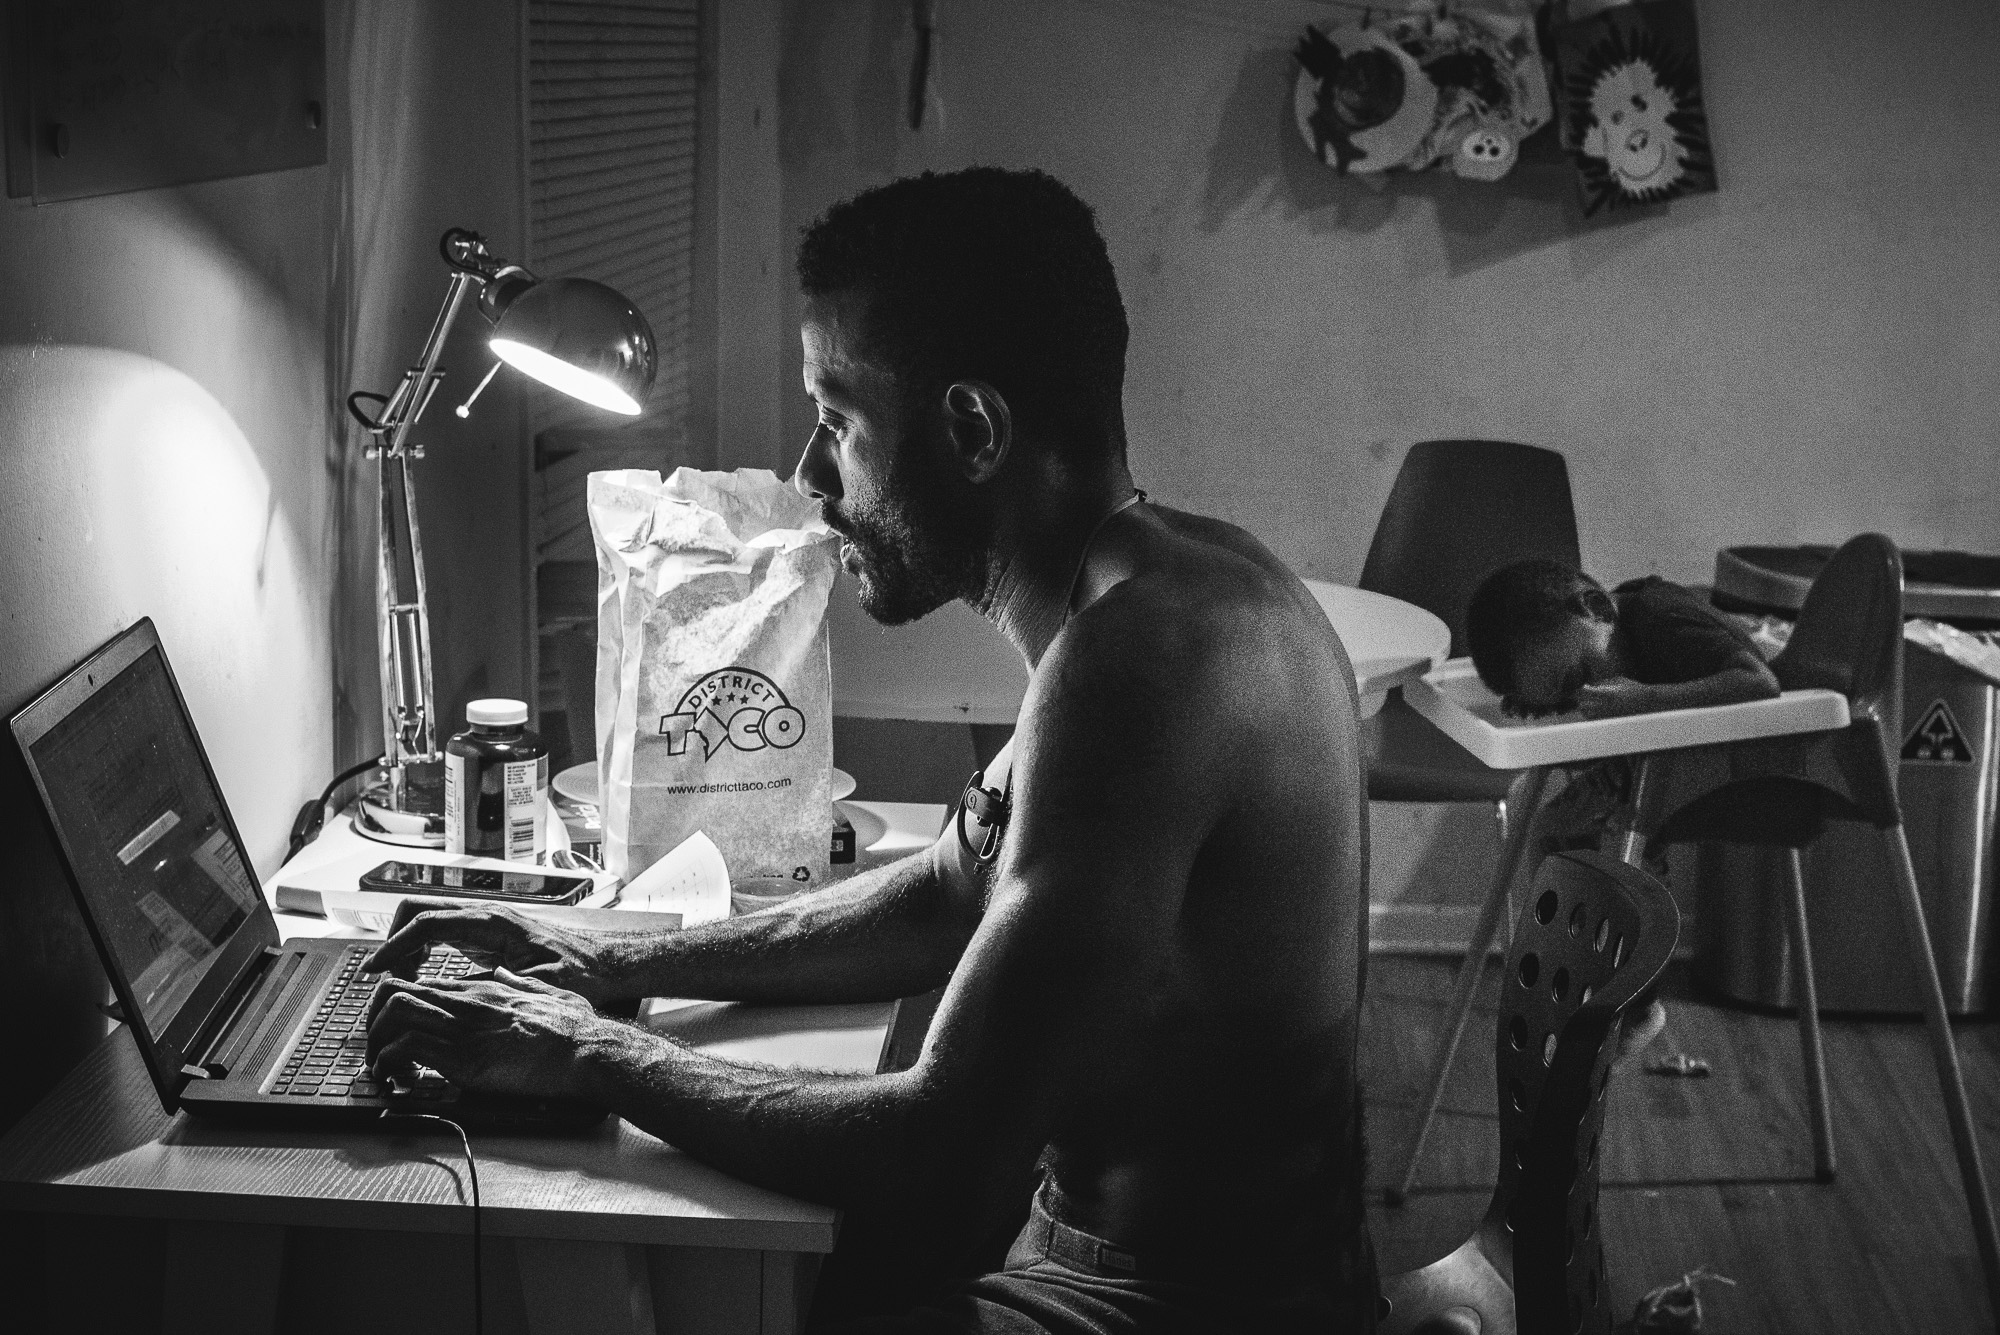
left=98, top=1000, right=127, bottom=1024
left=180, top=1061, right=228, bottom=1080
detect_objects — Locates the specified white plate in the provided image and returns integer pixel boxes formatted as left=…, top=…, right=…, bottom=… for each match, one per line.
left=838, top=800, right=888, bottom=852
left=554, top=763, right=856, bottom=806
left=552, top=761, right=598, bottom=805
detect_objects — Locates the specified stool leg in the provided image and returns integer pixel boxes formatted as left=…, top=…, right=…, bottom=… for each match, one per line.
left=1781, top=848, right=1836, bottom=1183
left=1882, top=823, right=2000, bottom=1321
left=1388, top=767, right=1549, bottom=1205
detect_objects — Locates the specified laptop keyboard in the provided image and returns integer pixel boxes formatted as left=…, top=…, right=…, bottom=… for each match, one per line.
left=268, top=944, right=474, bottom=1099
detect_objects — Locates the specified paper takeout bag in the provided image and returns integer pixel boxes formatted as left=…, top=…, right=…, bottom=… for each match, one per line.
left=590, top=467, right=840, bottom=887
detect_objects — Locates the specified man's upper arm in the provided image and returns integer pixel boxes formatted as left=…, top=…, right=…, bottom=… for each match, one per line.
left=897, top=589, right=1240, bottom=1158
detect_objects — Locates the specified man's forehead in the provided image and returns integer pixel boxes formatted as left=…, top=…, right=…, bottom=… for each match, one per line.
left=802, top=291, right=899, bottom=393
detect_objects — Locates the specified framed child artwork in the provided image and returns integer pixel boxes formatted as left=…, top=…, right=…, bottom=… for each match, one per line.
left=1550, top=0, right=1719, bottom=216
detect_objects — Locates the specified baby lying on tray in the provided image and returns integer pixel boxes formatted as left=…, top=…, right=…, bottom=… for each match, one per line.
left=1465, top=559, right=1780, bottom=1060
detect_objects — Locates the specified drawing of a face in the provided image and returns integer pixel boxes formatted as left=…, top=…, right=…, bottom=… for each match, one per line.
left=1581, top=59, right=1684, bottom=193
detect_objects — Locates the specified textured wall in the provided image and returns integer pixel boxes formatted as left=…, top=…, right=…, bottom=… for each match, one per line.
left=774, top=0, right=2000, bottom=896
left=0, top=0, right=529, bottom=1134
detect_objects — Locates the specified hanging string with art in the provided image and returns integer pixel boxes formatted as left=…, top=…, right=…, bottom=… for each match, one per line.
left=1289, top=0, right=1718, bottom=214
left=1291, top=6, right=1553, bottom=182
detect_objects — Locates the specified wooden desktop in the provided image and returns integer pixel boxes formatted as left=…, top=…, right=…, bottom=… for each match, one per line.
left=0, top=800, right=947, bottom=1335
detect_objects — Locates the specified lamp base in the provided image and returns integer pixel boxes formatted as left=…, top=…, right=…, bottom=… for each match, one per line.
left=354, top=761, right=447, bottom=848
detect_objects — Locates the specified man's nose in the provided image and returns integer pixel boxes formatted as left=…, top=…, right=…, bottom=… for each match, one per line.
left=793, top=428, right=841, bottom=502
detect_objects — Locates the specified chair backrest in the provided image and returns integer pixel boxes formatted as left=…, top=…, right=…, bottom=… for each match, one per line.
left=1771, top=532, right=1904, bottom=741
left=1483, top=851, right=1679, bottom=1335
left=1359, top=441, right=1580, bottom=658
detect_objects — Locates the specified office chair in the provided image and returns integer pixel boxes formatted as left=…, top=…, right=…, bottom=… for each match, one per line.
left=1379, top=850, right=1678, bottom=1335
left=1613, top=532, right=2000, bottom=1317
left=1364, top=441, right=1580, bottom=1205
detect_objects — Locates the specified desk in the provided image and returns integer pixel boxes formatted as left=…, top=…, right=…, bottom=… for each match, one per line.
left=0, top=801, right=948, bottom=1335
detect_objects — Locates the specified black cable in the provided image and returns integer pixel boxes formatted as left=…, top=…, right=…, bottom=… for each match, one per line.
left=287, top=756, right=383, bottom=861
left=382, top=1110, right=482, bottom=1335
left=347, top=389, right=390, bottom=432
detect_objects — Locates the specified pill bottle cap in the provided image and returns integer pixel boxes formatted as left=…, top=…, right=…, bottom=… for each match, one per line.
left=466, top=698, right=529, bottom=727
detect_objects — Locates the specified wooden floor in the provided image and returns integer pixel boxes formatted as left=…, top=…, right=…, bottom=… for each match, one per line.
left=1362, top=956, right=2000, bottom=1334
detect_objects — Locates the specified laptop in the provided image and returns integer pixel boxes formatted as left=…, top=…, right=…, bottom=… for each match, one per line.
left=9, top=618, right=606, bottom=1131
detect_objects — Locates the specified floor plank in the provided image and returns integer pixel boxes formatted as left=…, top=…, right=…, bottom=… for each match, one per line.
left=1363, top=957, right=2000, bottom=1333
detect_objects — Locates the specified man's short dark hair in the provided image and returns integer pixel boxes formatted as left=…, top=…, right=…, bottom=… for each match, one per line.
left=1466, top=559, right=1616, bottom=696
left=796, top=167, right=1129, bottom=462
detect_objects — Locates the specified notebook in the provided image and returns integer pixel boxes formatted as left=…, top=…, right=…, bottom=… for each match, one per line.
left=9, top=618, right=607, bottom=1131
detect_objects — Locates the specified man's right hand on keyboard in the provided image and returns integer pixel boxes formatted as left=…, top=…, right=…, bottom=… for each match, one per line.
left=365, top=902, right=629, bottom=1006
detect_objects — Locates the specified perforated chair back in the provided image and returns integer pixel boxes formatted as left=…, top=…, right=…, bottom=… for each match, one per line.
left=1378, top=852, right=1678, bottom=1335
left=1495, top=851, right=1677, bottom=1334
left=1359, top=441, right=1580, bottom=657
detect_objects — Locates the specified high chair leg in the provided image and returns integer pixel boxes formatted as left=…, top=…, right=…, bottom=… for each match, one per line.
left=1883, top=823, right=2000, bottom=1323
left=1781, top=848, right=1835, bottom=1183
left=1389, top=767, right=1549, bottom=1205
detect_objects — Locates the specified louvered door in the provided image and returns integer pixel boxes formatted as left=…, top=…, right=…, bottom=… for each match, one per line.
left=527, top=0, right=699, bottom=566
left=528, top=0, right=701, bottom=765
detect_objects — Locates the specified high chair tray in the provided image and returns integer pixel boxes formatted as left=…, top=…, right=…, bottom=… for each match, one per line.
left=1404, top=658, right=1852, bottom=769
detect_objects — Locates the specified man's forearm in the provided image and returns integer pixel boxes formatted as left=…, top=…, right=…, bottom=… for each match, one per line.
left=584, top=1025, right=927, bottom=1206
left=603, top=850, right=977, bottom=1005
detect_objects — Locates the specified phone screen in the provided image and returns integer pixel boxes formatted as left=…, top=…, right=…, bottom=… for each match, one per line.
left=359, top=861, right=591, bottom=904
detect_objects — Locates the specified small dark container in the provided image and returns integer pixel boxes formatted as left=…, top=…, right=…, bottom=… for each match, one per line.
left=444, top=698, right=549, bottom=860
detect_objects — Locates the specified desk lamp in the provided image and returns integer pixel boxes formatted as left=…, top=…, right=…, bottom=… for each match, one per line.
left=346, top=227, right=655, bottom=844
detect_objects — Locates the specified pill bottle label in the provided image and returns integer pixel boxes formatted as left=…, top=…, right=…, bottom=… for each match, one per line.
left=503, top=756, right=547, bottom=862
left=444, top=751, right=468, bottom=855
left=444, top=750, right=548, bottom=860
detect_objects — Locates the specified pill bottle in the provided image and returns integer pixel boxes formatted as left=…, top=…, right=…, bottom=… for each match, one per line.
left=444, top=699, right=548, bottom=861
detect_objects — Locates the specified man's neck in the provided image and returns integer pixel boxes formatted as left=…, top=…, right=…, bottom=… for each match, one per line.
left=971, top=459, right=1137, bottom=670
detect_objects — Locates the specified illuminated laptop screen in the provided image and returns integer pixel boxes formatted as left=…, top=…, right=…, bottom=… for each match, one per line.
left=26, top=646, right=261, bottom=1032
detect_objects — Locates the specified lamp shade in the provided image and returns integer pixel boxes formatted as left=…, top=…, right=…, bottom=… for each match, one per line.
left=489, top=277, right=657, bottom=415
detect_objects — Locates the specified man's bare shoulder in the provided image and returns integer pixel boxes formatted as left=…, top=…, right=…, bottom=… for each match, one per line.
left=1026, top=520, right=1345, bottom=763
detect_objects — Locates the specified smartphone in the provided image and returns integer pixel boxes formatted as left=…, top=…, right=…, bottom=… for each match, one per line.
left=358, top=860, right=592, bottom=905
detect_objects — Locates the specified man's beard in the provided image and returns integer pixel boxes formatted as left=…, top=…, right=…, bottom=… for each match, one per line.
left=829, top=469, right=986, bottom=627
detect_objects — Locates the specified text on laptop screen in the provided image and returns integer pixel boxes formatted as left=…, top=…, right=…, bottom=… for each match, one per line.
left=27, top=646, right=261, bottom=1031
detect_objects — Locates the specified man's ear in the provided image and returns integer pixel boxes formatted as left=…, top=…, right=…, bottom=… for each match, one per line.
left=942, top=381, right=1011, bottom=484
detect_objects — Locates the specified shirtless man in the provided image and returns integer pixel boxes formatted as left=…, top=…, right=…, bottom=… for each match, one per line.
left=366, top=167, right=1376, bottom=1332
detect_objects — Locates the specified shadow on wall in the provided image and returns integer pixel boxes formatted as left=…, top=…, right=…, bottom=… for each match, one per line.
left=1197, top=42, right=1703, bottom=279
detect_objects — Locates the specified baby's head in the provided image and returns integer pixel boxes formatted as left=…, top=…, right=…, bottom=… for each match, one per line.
left=1466, top=560, right=1621, bottom=717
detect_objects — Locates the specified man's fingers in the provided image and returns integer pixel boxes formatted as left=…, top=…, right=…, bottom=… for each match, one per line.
left=369, top=985, right=461, bottom=1036
left=371, top=1031, right=462, bottom=1082
left=366, top=906, right=517, bottom=975
left=367, top=977, right=469, bottom=1032
left=495, top=967, right=566, bottom=995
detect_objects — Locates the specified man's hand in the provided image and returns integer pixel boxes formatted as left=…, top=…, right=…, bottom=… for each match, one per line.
left=365, top=902, right=625, bottom=1005
left=1575, top=676, right=1651, bottom=720
left=365, top=968, right=641, bottom=1099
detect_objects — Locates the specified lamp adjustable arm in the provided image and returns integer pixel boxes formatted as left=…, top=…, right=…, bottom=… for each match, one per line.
left=355, top=232, right=519, bottom=809
left=348, top=227, right=657, bottom=830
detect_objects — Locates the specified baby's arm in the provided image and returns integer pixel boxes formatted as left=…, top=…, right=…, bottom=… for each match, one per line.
left=1577, top=648, right=1780, bottom=720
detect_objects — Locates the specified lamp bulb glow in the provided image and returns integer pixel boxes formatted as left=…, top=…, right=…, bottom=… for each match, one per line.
left=489, top=338, right=643, bottom=415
